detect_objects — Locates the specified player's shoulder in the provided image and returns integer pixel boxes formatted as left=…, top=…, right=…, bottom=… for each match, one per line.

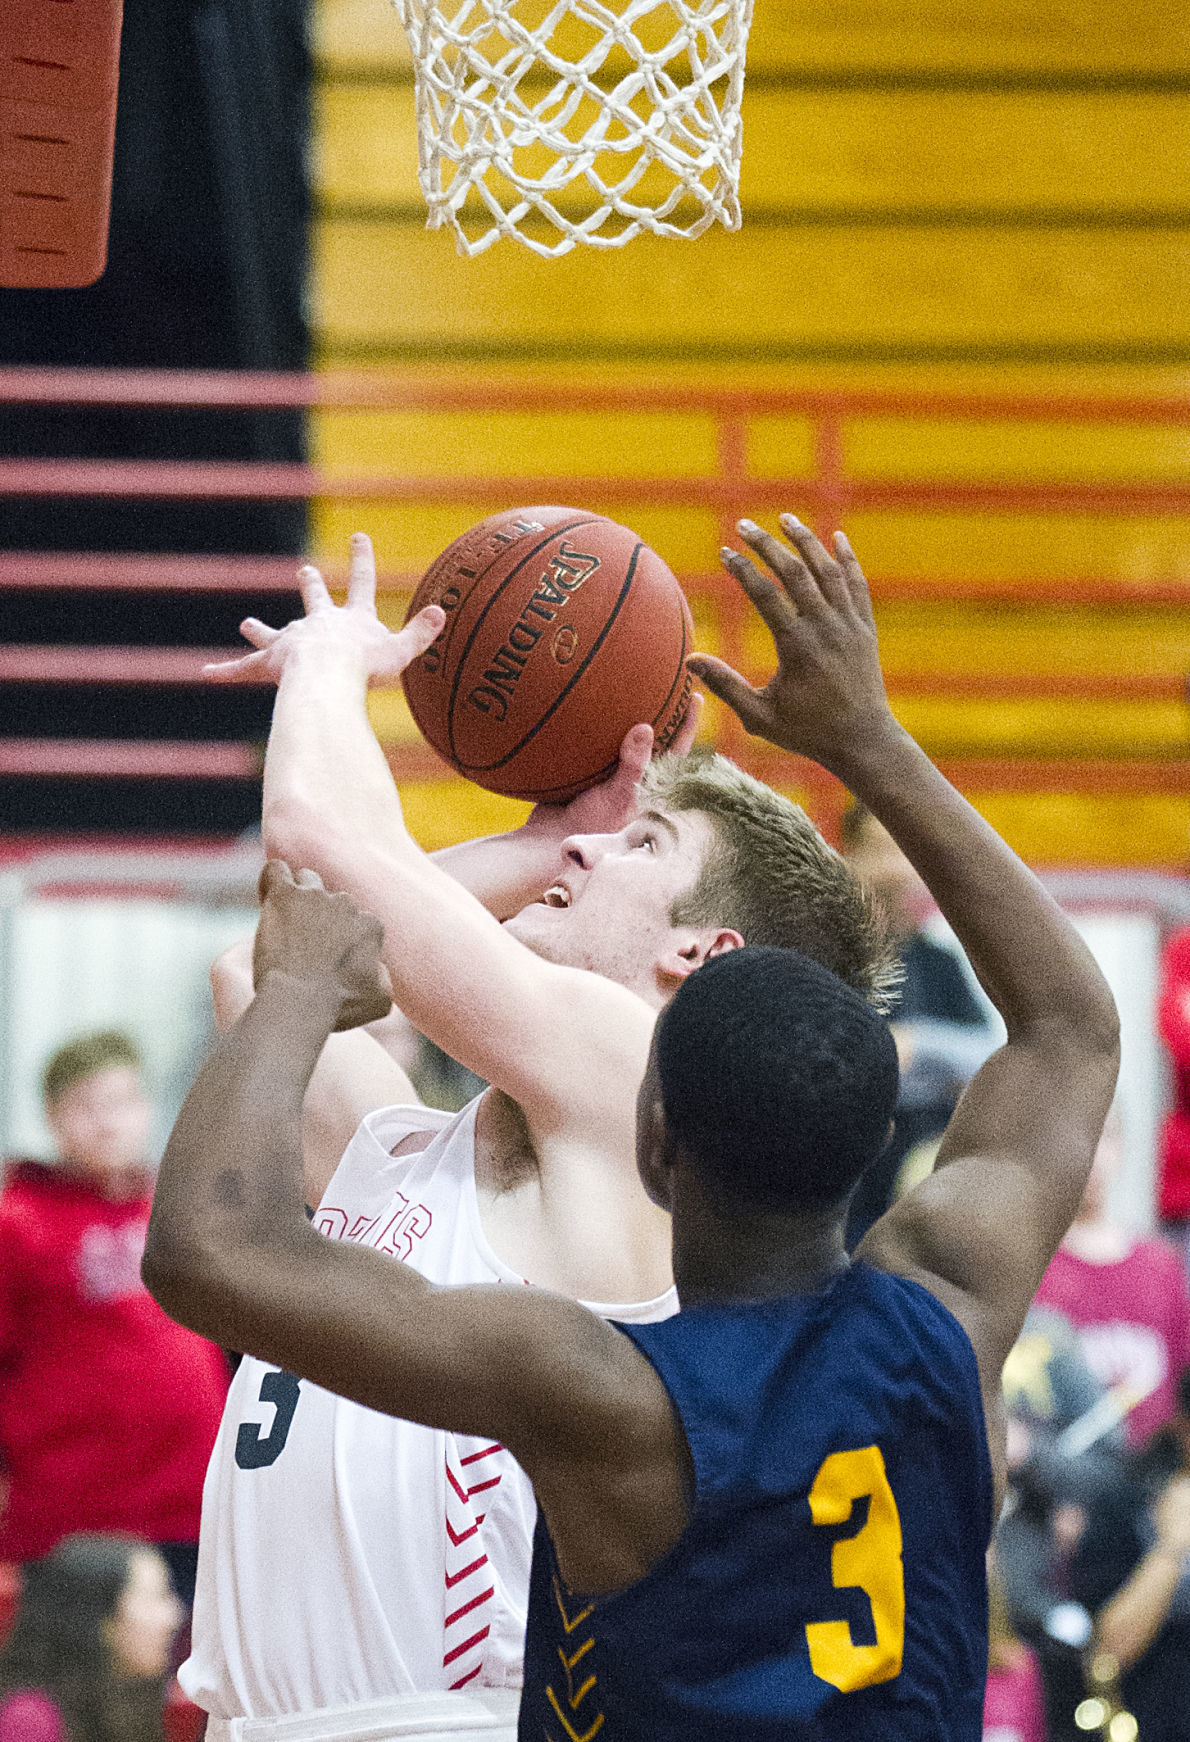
left=847, top=1257, right=979, bottom=1360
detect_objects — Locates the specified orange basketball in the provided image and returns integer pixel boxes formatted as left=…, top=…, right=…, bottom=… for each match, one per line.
left=401, top=506, right=694, bottom=803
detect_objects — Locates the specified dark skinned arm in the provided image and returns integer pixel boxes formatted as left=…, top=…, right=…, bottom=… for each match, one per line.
left=689, top=516, right=1121, bottom=1398
left=142, top=864, right=685, bottom=1594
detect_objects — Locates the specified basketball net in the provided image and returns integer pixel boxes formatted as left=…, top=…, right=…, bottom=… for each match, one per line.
left=393, top=0, right=754, bottom=256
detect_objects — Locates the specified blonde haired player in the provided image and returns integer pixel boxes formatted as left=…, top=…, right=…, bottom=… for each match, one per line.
left=180, top=521, right=895, bottom=1742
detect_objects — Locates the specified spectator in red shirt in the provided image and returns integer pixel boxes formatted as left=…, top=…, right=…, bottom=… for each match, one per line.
left=1035, top=1112, right=1190, bottom=1447
left=0, top=1533, right=182, bottom=1742
left=1157, top=924, right=1190, bottom=1233
left=0, top=1034, right=230, bottom=1600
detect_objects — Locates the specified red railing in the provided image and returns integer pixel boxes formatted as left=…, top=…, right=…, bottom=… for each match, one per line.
left=2, top=367, right=1188, bottom=837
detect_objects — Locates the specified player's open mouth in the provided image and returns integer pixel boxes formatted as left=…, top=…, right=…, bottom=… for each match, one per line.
left=541, top=885, right=572, bottom=909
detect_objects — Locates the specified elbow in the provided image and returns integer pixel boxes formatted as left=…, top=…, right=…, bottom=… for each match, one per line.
left=262, top=790, right=338, bottom=873
left=141, top=1223, right=233, bottom=1343
left=1086, top=976, right=1122, bottom=1062
left=1036, top=980, right=1121, bottom=1074
left=140, top=1238, right=189, bottom=1321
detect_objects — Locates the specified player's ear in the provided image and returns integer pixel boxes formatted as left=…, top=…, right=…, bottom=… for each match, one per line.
left=635, top=1041, right=674, bottom=1207
left=658, top=926, right=744, bottom=987
left=636, top=1084, right=673, bottom=1210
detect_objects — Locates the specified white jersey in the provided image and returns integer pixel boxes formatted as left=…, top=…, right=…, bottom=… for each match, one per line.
left=182, top=1097, right=676, bottom=1719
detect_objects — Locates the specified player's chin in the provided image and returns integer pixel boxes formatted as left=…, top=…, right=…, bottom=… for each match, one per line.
left=503, top=905, right=572, bottom=963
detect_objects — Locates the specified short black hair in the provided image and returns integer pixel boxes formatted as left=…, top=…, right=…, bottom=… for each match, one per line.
left=655, top=946, right=899, bottom=1212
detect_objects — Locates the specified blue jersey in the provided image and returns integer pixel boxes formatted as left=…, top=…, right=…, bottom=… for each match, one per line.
left=519, top=1261, right=993, bottom=1742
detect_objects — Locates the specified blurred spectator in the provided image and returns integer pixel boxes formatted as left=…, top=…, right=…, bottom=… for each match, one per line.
left=1070, top=1368, right=1190, bottom=1741
left=1157, top=924, right=1190, bottom=1236
left=0, top=1534, right=182, bottom=1742
left=0, top=1034, right=230, bottom=1601
left=1035, top=1112, right=1190, bottom=1446
left=841, top=803, right=997, bottom=1242
left=996, top=1311, right=1125, bottom=1742
left=985, top=1552, right=1048, bottom=1742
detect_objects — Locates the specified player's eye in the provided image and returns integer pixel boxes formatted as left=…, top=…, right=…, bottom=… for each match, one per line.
left=632, top=830, right=657, bottom=852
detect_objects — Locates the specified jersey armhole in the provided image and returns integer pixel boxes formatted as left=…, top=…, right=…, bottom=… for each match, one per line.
left=878, top=1267, right=997, bottom=1545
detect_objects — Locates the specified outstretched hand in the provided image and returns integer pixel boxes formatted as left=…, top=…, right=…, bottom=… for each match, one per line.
left=204, top=533, right=445, bottom=689
left=254, top=861, right=394, bottom=1032
left=687, top=515, right=895, bottom=775
left=520, top=692, right=704, bottom=842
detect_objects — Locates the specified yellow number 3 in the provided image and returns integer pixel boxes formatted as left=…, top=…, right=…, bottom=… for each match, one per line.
left=805, top=1444, right=905, bottom=1692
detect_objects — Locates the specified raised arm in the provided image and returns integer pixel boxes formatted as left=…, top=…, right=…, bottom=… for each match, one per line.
left=210, top=936, right=423, bottom=1207
left=144, top=867, right=684, bottom=1593
left=205, top=535, right=660, bottom=1129
left=689, top=517, right=1120, bottom=1382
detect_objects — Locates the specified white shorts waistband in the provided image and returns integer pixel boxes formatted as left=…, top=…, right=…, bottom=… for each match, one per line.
left=205, top=1691, right=520, bottom=1742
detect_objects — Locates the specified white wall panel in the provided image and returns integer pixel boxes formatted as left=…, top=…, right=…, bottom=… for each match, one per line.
left=1, top=898, right=253, bottom=1161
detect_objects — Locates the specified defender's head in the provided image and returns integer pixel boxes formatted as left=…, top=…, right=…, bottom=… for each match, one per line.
left=505, top=750, right=899, bottom=1013
left=637, top=946, right=899, bottom=1216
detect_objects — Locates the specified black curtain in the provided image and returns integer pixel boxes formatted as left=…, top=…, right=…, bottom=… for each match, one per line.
left=0, top=0, right=310, bottom=832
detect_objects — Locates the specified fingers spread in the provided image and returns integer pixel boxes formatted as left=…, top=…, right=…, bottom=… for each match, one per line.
left=685, top=655, right=765, bottom=731
left=239, top=617, right=282, bottom=650
left=777, top=516, right=851, bottom=612
left=346, top=532, right=377, bottom=612
left=203, top=651, right=271, bottom=684
left=720, top=545, right=801, bottom=642
left=832, top=530, right=876, bottom=623
left=669, top=689, right=704, bottom=757
left=736, top=520, right=822, bottom=619
left=298, top=563, right=333, bottom=615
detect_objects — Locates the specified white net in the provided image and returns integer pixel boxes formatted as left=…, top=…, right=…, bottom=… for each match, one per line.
left=393, top=0, right=754, bottom=256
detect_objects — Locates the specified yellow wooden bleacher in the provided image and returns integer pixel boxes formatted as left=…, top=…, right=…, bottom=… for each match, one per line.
left=308, top=0, right=1190, bottom=867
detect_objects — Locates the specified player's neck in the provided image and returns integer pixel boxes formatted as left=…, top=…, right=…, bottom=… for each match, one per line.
left=668, top=1168, right=848, bottom=1306
left=61, top=1157, right=148, bottom=1202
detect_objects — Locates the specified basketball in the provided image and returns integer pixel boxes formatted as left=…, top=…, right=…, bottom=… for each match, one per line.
left=401, top=506, right=695, bottom=803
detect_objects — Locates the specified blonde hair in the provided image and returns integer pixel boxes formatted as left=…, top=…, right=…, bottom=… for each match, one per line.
left=43, top=1030, right=142, bottom=1107
left=641, top=751, right=900, bottom=1014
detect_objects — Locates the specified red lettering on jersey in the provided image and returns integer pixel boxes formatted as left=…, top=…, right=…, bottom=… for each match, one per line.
left=374, top=1196, right=410, bottom=1252
left=315, top=1200, right=432, bottom=1259
left=375, top=1196, right=433, bottom=1261
left=392, top=1203, right=433, bottom=1260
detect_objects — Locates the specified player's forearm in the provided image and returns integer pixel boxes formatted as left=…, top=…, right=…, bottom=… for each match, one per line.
left=263, top=647, right=555, bottom=922
left=143, top=974, right=340, bottom=1343
left=262, top=646, right=416, bottom=875
left=1094, top=1546, right=1186, bottom=1670
left=835, top=721, right=1117, bottom=1051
